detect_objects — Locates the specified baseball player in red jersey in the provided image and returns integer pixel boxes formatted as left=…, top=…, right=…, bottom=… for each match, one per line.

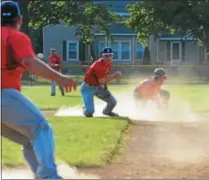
left=81, top=47, right=122, bottom=117
left=134, top=68, right=170, bottom=108
left=1, top=1, right=76, bottom=179
left=48, top=48, right=65, bottom=96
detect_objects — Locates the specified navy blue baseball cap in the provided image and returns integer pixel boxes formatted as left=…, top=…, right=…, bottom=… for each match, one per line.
left=102, top=47, right=114, bottom=56
left=1, top=1, right=21, bottom=20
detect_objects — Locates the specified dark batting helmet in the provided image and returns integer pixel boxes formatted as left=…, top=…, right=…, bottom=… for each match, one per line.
left=153, top=68, right=167, bottom=78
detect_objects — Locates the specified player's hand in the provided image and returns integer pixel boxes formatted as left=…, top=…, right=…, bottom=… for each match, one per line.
left=113, top=70, right=122, bottom=79
left=56, top=75, right=77, bottom=93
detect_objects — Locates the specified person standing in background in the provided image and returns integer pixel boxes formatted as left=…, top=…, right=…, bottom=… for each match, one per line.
left=48, top=48, right=65, bottom=96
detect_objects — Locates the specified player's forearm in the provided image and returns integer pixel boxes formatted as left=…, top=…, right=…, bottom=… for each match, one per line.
left=106, top=74, right=115, bottom=82
left=22, top=57, right=63, bottom=82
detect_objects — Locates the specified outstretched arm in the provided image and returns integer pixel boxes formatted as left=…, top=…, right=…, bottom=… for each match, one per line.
left=22, top=57, right=64, bottom=83
left=159, top=89, right=170, bottom=106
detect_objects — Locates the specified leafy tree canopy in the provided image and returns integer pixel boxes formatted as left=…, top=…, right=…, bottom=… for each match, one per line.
left=28, top=0, right=122, bottom=43
left=126, top=0, right=209, bottom=53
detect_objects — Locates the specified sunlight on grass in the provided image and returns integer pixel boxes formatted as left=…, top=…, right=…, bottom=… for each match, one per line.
left=2, top=116, right=129, bottom=167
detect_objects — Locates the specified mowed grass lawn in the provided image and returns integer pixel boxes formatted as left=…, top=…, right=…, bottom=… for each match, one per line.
left=2, top=85, right=208, bottom=168
left=22, top=85, right=208, bottom=112
left=166, top=85, right=209, bottom=112
left=22, top=86, right=82, bottom=110
left=2, top=116, right=129, bottom=168
left=2, top=86, right=130, bottom=168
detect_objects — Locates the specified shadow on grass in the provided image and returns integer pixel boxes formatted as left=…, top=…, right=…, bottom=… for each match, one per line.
left=47, top=94, right=81, bottom=98
left=63, top=95, right=81, bottom=98
left=64, top=116, right=133, bottom=124
left=91, top=116, right=134, bottom=124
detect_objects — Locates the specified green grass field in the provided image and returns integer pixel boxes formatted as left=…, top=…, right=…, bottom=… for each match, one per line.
left=22, top=85, right=208, bottom=112
left=2, top=116, right=129, bottom=168
left=167, top=85, right=209, bottom=112
left=2, top=85, right=209, bottom=168
left=24, top=75, right=208, bottom=86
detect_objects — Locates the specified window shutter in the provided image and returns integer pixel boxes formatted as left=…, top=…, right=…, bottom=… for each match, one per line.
left=62, top=41, right=67, bottom=61
left=182, top=42, right=185, bottom=61
left=79, top=41, right=85, bottom=61
left=167, top=41, right=170, bottom=61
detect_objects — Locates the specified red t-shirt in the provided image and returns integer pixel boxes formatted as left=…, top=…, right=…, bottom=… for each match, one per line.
left=48, top=55, right=62, bottom=71
left=135, top=78, right=162, bottom=100
left=1, top=27, right=36, bottom=91
left=84, top=58, right=112, bottom=86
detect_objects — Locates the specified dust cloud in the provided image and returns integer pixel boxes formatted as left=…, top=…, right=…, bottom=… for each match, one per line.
left=55, top=92, right=199, bottom=123
left=2, top=164, right=100, bottom=179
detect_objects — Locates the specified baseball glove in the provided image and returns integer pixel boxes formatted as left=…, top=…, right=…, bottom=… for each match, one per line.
left=159, top=89, right=170, bottom=100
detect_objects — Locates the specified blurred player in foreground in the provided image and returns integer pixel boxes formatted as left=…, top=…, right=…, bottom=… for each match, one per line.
left=81, top=47, right=122, bottom=117
left=133, top=68, right=170, bottom=108
left=1, top=1, right=76, bottom=179
left=48, top=48, right=65, bottom=96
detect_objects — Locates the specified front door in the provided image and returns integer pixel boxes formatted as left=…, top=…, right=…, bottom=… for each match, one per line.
left=171, top=41, right=182, bottom=62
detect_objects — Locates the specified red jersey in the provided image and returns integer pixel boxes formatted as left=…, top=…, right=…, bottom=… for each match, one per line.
left=48, top=55, right=62, bottom=71
left=135, top=78, right=162, bottom=100
left=1, top=27, right=36, bottom=91
left=84, top=58, right=112, bottom=86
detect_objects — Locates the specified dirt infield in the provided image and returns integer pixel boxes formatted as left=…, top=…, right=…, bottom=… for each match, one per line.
left=79, top=119, right=209, bottom=179
left=42, top=105, right=209, bottom=179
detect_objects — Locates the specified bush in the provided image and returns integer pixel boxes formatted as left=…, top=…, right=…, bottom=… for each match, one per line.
left=142, top=46, right=151, bottom=65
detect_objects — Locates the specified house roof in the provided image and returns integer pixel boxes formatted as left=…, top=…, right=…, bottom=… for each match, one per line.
left=93, top=0, right=136, bottom=13
left=160, top=32, right=197, bottom=41
left=95, top=24, right=136, bottom=35
left=110, top=24, right=136, bottom=34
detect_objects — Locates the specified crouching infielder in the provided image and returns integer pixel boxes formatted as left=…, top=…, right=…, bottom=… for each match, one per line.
left=81, top=47, right=122, bottom=117
left=133, top=68, right=170, bottom=108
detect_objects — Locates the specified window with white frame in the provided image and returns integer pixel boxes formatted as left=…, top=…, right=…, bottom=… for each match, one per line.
left=98, top=41, right=131, bottom=61
left=111, top=42, right=119, bottom=60
left=66, top=41, right=79, bottom=61
left=136, top=42, right=144, bottom=60
left=121, top=42, right=130, bottom=60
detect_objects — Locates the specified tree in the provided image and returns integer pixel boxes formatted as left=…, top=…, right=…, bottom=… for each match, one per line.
left=14, top=0, right=42, bottom=53
left=13, top=0, right=30, bottom=35
left=126, top=0, right=209, bottom=61
left=142, top=46, right=151, bottom=65
left=28, top=1, right=121, bottom=44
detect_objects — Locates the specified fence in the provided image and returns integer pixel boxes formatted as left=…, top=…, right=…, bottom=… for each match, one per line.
left=21, top=64, right=209, bottom=86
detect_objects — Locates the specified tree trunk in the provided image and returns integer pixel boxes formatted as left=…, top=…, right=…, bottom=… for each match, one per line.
left=17, top=0, right=30, bottom=35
